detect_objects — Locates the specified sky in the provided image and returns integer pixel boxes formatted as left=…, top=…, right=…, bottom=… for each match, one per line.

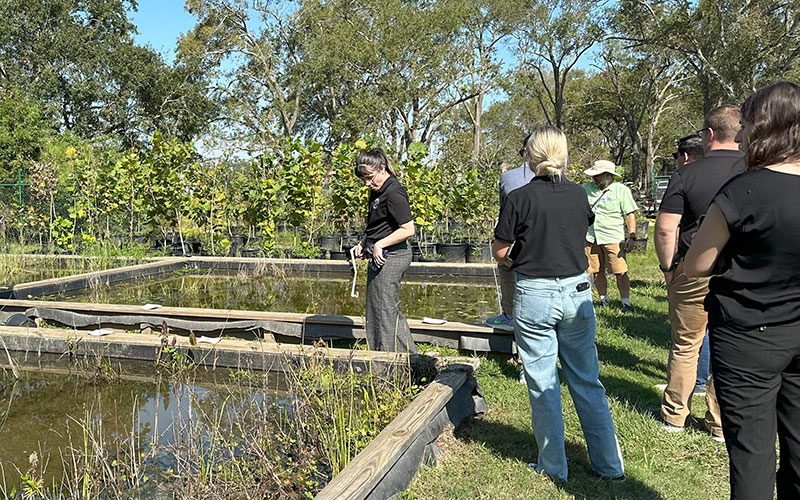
left=129, top=1, right=196, bottom=63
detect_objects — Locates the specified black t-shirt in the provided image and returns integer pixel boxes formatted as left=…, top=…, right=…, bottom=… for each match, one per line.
left=707, top=169, right=800, bottom=329
left=659, top=149, right=745, bottom=259
left=494, top=176, right=594, bottom=278
left=364, top=175, right=413, bottom=244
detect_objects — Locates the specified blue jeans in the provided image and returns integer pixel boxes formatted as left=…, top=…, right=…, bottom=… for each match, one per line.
left=514, top=272, right=624, bottom=481
left=696, top=330, right=710, bottom=388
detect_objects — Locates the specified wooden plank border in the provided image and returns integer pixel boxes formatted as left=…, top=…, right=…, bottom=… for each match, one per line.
left=188, top=256, right=497, bottom=277
left=0, top=298, right=516, bottom=353
left=315, top=361, right=485, bottom=500
left=0, top=326, right=412, bottom=374
left=9, top=258, right=188, bottom=298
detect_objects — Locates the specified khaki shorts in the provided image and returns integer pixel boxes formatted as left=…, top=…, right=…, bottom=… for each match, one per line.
left=585, top=242, right=628, bottom=275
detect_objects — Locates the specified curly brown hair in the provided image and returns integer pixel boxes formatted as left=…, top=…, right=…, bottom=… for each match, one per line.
left=740, top=81, right=800, bottom=170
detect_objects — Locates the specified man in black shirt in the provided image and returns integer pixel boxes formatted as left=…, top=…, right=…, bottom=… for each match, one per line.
left=654, top=105, right=745, bottom=440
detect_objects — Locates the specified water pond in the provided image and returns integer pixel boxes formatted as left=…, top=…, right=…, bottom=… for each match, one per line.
left=0, top=255, right=145, bottom=286
left=0, top=357, right=324, bottom=498
left=48, top=268, right=500, bottom=324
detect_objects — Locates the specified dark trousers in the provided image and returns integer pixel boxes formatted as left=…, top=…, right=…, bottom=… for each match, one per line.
left=711, top=322, right=800, bottom=500
left=365, top=244, right=416, bottom=354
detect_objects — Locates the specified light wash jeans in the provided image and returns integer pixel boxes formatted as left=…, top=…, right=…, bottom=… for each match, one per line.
left=696, top=329, right=710, bottom=389
left=514, top=272, right=624, bottom=481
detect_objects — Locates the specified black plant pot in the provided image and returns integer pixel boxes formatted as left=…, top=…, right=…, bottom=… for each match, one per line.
left=231, top=234, right=247, bottom=247
left=241, top=248, right=259, bottom=258
left=329, top=250, right=348, bottom=261
left=466, top=243, right=493, bottom=263
left=411, top=242, right=422, bottom=262
left=170, top=242, right=191, bottom=256
left=437, top=242, right=467, bottom=263
left=317, top=235, right=339, bottom=251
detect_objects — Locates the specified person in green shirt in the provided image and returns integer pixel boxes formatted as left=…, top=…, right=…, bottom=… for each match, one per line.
left=582, top=160, right=638, bottom=312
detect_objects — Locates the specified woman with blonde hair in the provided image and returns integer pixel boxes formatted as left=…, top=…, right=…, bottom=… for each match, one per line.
left=493, top=125, right=624, bottom=481
left=685, top=81, right=800, bottom=499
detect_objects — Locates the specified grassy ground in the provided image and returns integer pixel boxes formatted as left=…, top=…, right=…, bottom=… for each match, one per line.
left=405, top=232, right=730, bottom=500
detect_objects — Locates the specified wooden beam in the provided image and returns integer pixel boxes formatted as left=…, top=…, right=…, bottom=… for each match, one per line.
left=315, top=363, right=476, bottom=499
left=0, top=298, right=499, bottom=334
left=0, top=326, right=411, bottom=372
left=188, top=256, right=496, bottom=277
left=11, top=258, right=188, bottom=298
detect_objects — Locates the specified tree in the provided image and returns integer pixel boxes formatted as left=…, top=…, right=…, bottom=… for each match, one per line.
left=181, top=0, right=306, bottom=150
left=0, top=88, right=50, bottom=181
left=453, top=0, right=523, bottom=159
left=0, top=0, right=213, bottom=142
left=516, top=0, right=606, bottom=129
left=589, top=43, right=686, bottom=187
left=615, top=0, right=800, bottom=112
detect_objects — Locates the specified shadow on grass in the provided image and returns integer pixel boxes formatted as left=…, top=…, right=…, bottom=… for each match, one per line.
left=629, top=279, right=668, bottom=301
left=454, top=417, right=667, bottom=500
left=600, top=373, right=664, bottom=412
left=597, top=304, right=671, bottom=349
left=596, top=343, right=666, bottom=379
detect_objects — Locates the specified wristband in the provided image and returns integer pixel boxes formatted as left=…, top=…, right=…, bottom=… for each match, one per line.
left=628, top=233, right=636, bottom=240
left=659, top=263, right=675, bottom=272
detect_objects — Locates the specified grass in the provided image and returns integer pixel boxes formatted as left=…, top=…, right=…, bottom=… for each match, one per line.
left=405, top=229, right=731, bottom=500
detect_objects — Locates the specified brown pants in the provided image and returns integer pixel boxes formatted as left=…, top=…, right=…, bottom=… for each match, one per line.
left=498, top=262, right=515, bottom=317
left=661, top=259, right=723, bottom=435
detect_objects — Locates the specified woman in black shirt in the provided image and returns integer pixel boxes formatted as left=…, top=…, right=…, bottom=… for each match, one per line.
left=493, top=126, right=624, bottom=481
left=686, top=81, right=800, bottom=500
left=352, top=148, right=416, bottom=353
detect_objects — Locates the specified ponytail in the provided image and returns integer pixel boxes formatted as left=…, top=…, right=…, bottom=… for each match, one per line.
left=524, top=125, right=568, bottom=178
left=355, top=148, right=396, bottom=177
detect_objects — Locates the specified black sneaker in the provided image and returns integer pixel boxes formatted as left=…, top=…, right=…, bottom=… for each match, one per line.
left=621, top=302, right=635, bottom=313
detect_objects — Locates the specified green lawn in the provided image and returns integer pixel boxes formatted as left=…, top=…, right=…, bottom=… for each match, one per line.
left=406, top=234, right=731, bottom=500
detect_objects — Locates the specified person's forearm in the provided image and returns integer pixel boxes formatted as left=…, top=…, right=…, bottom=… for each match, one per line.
left=625, top=213, right=636, bottom=237
left=654, top=221, right=678, bottom=269
left=377, top=225, right=414, bottom=248
left=492, top=239, right=512, bottom=265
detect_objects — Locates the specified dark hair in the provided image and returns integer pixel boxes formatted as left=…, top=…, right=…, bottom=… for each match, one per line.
left=355, top=148, right=396, bottom=177
left=740, top=81, right=800, bottom=170
left=518, top=132, right=532, bottom=158
left=677, top=134, right=705, bottom=160
left=703, top=104, right=741, bottom=142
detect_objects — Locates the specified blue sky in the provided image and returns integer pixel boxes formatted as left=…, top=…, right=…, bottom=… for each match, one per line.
left=129, top=1, right=196, bottom=63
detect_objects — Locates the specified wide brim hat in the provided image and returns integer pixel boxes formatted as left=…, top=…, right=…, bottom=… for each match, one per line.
left=584, top=160, right=622, bottom=180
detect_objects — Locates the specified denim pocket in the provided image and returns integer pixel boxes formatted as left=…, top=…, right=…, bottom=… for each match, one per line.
left=568, top=286, right=595, bottom=320
left=514, top=287, right=557, bottom=326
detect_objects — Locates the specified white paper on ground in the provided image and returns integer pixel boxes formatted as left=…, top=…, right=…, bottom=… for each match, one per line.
left=422, top=317, right=447, bottom=325
left=88, top=328, right=115, bottom=336
left=141, top=303, right=162, bottom=310
left=197, top=336, right=222, bottom=345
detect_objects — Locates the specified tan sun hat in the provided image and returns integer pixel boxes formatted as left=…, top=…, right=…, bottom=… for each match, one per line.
left=584, top=160, right=622, bottom=180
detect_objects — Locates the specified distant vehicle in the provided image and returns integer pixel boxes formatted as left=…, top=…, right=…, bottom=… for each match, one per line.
left=652, top=173, right=672, bottom=212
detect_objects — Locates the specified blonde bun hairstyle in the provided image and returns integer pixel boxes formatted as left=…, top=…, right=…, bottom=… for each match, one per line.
left=524, top=125, right=568, bottom=177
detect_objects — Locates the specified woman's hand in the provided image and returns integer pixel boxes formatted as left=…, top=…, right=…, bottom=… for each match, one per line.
left=353, top=243, right=364, bottom=259
left=372, top=241, right=386, bottom=267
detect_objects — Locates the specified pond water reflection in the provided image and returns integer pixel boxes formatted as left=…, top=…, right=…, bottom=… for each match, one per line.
left=0, top=359, right=297, bottom=497
left=50, top=269, right=500, bottom=324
